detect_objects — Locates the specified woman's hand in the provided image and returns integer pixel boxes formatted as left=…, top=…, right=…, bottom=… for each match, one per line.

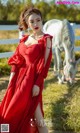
left=32, top=85, right=40, bottom=97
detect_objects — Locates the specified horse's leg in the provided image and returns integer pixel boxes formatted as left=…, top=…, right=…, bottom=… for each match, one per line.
left=55, top=47, right=62, bottom=83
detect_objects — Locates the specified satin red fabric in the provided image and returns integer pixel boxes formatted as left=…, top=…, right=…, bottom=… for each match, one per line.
left=0, top=34, right=52, bottom=133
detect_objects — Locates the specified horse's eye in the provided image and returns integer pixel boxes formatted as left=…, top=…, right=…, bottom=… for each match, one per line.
left=64, top=36, right=69, bottom=40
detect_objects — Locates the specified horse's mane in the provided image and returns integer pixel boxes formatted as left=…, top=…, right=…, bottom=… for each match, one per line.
left=62, top=19, right=75, bottom=47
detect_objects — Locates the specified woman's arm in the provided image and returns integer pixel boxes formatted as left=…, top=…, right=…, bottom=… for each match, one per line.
left=35, top=36, right=52, bottom=87
left=32, top=37, right=52, bottom=97
left=44, top=37, right=52, bottom=66
left=8, top=72, right=15, bottom=86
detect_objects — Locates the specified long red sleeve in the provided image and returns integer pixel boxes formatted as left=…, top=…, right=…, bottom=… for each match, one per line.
left=8, top=35, right=28, bottom=72
left=8, top=45, right=24, bottom=72
left=35, top=50, right=52, bottom=87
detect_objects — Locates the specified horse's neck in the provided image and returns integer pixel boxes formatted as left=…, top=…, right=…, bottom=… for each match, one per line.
left=65, top=48, right=75, bottom=64
left=43, top=19, right=63, bottom=35
left=44, top=20, right=63, bottom=49
left=62, top=19, right=75, bottom=64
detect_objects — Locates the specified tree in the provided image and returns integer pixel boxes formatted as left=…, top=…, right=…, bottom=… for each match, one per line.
left=25, top=0, right=32, bottom=4
left=35, top=1, right=51, bottom=21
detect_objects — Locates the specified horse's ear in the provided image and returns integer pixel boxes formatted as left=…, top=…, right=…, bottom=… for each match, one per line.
left=68, top=59, right=76, bottom=63
left=68, top=59, right=73, bottom=63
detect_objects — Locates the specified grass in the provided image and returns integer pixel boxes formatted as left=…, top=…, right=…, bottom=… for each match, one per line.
left=75, top=29, right=80, bottom=36
left=0, top=44, right=17, bottom=53
left=0, top=44, right=17, bottom=76
left=75, top=40, right=80, bottom=46
left=75, top=29, right=80, bottom=46
left=43, top=68, right=80, bottom=132
left=0, top=58, right=11, bottom=76
left=0, top=31, right=18, bottom=39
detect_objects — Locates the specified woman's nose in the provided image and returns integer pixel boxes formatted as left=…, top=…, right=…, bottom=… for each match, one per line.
left=34, top=23, right=37, bottom=26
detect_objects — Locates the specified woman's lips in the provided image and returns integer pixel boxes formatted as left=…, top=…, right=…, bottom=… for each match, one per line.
left=34, top=27, right=39, bottom=30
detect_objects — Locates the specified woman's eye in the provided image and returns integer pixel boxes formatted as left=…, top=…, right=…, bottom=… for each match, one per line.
left=30, top=21, right=34, bottom=23
left=37, top=19, right=40, bottom=22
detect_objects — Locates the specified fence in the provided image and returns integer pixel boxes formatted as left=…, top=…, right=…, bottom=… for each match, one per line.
left=0, top=25, right=25, bottom=58
left=0, top=23, right=80, bottom=59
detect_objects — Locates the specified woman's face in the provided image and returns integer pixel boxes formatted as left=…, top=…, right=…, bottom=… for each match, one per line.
left=27, top=13, right=43, bottom=33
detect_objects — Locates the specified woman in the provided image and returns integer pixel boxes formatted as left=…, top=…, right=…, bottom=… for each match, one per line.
left=0, top=7, right=52, bottom=133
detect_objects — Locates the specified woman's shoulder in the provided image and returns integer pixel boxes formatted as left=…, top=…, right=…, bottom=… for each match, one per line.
left=20, top=34, right=29, bottom=43
left=43, top=33, right=53, bottom=39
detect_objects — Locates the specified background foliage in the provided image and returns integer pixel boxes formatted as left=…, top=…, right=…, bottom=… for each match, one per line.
left=0, top=0, right=80, bottom=24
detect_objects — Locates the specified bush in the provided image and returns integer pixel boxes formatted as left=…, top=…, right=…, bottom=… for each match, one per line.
left=0, top=58, right=10, bottom=76
left=0, top=20, right=17, bottom=25
left=75, top=40, right=80, bottom=46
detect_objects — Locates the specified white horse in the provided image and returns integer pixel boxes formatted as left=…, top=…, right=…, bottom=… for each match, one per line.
left=43, top=19, right=80, bottom=84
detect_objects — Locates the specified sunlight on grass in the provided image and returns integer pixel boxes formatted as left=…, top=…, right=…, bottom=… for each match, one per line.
left=0, top=58, right=10, bottom=76
left=43, top=69, right=80, bottom=131
left=75, top=29, right=80, bottom=36
left=0, top=31, right=18, bottom=39
left=65, top=88, right=80, bottom=132
left=0, top=44, right=17, bottom=53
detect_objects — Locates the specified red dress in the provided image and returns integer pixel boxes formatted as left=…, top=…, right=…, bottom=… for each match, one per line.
left=0, top=34, right=52, bottom=133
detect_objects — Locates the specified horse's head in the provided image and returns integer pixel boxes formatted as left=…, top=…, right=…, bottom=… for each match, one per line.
left=61, top=19, right=77, bottom=84
left=63, top=58, right=80, bottom=84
